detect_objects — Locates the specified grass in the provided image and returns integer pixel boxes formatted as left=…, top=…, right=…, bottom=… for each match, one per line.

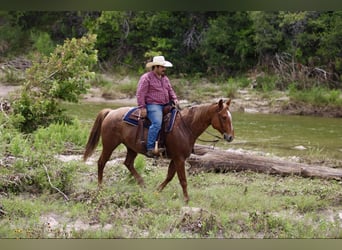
left=90, top=73, right=139, bottom=99
left=3, top=171, right=340, bottom=238
left=1, top=128, right=341, bottom=239
left=0, top=69, right=26, bottom=85
left=288, top=84, right=342, bottom=106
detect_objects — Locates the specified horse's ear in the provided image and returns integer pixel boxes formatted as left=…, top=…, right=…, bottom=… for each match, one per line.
left=218, top=99, right=223, bottom=111
left=226, top=99, right=231, bottom=106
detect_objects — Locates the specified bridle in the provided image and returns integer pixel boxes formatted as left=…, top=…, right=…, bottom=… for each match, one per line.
left=174, top=102, right=233, bottom=146
left=198, top=107, right=233, bottom=145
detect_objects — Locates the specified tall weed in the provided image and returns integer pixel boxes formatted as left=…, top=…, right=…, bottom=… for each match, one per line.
left=225, top=78, right=239, bottom=98
left=255, top=75, right=278, bottom=92
left=289, top=85, right=342, bottom=106
left=33, top=119, right=88, bottom=153
left=30, top=31, right=55, bottom=56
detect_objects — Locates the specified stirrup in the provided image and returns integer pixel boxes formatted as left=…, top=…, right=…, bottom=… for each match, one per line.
left=156, top=148, right=165, bottom=154
left=153, top=141, right=165, bottom=155
left=146, top=150, right=155, bottom=158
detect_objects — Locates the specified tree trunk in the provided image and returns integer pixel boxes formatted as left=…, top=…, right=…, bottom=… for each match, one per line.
left=187, top=144, right=342, bottom=180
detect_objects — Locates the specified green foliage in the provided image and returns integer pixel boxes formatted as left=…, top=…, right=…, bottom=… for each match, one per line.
left=0, top=117, right=86, bottom=195
left=316, top=11, right=342, bottom=78
left=249, top=11, right=283, bottom=60
left=33, top=119, right=89, bottom=153
left=0, top=112, right=31, bottom=158
left=254, top=74, right=279, bottom=92
left=0, top=12, right=29, bottom=56
left=10, top=92, right=70, bottom=133
left=10, top=34, right=98, bottom=133
left=0, top=67, right=25, bottom=84
left=199, top=12, right=254, bottom=75
left=30, top=30, right=55, bottom=56
left=288, top=85, right=342, bottom=106
left=134, top=155, right=148, bottom=175
left=25, top=33, right=97, bottom=102
left=225, top=78, right=239, bottom=98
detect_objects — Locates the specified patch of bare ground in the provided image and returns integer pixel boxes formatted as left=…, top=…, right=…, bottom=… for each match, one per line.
left=231, top=89, right=288, bottom=114
left=82, top=87, right=136, bottom=105
left=40, top=212, right=114, bottom=238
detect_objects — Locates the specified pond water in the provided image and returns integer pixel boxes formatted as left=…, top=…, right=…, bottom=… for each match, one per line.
left=64, top=102, right=342, bottom=161
left=205, top=112, right=342, bottom=161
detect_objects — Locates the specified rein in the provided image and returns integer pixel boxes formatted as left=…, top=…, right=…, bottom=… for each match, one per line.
left=198, top=130, right=221, bottom=144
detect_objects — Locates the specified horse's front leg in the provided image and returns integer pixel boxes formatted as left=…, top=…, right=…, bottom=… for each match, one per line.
left=175, top=159, right=189, bottom=204
left=124, top=148, right=145, bottom=187
left=157, top=160, right=176, bottom=192
left=158, top=159, right=189, bottom=204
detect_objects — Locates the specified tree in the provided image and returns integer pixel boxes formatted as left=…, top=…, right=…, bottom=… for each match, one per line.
left=199, top=12, right=255, bottom=76
left=249, top=11, right=283, bottom=68
left=11, top=34, right=98, bottom=133
left=316, top=11, right=342, bottom=85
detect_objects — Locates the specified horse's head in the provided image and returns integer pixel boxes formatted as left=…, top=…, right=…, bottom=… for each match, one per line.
left=211, top=99, right=234, bottom=142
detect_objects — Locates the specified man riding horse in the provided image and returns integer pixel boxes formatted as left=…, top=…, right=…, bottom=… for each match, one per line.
left=136, top=56, right=179, bottom=158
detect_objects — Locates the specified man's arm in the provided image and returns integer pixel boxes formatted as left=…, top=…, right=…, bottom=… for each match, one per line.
left=136, top=74, right=149, bottom=108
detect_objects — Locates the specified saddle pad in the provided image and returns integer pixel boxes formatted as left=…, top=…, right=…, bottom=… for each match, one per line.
left=123, top=106, right=178, bottom=132
left=122, top=107, right=141, bottom=126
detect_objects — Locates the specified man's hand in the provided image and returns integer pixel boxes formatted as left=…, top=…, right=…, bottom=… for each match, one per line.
left=140, top=108, right=147, bottom=118
left=172, top=99, right=181, bottom=110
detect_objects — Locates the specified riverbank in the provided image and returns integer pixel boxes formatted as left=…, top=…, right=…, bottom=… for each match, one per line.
left=1, top=80, right=342, bottom=118
left=80, top=85, right=342, bottom=118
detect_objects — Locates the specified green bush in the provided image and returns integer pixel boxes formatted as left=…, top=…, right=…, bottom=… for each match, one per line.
left=10, top=34, right=98, bottom=133
left=255, top=75, right=278, bottom=92
left=30, top=30, right=55, bottom=56
left=0, top=18, right=29, bottom=56
left=288, top=85, right=342, bottom=106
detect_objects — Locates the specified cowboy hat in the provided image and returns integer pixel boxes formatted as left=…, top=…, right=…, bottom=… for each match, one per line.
left=146, top=56, right=173, bottom=68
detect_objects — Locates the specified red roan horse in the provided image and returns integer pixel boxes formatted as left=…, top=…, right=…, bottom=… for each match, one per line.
left=83, top=99, right=234, bottom=203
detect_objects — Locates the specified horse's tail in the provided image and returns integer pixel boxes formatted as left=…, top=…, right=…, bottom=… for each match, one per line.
left=83, top=108, right=112, bottom=161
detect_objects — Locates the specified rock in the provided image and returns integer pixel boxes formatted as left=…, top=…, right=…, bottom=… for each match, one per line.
left=293, top=145, right=307, bottom=150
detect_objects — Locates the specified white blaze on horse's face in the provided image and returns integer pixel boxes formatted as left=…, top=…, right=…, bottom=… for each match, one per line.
left=224, top=110, right=234, bottom=142
left=228, top=110, right=233, bottom=130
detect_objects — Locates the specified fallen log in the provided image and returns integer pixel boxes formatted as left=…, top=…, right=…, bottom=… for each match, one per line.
left=187, top=144, right=342, bottom=181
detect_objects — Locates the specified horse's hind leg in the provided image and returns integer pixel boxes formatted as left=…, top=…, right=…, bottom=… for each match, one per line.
left=124, top=148, right=145, bottom=187
left=97, top=141, right=120, bottom=185
left=98, top=152, right=111, bottom=185
left=175, top=160, right=189, bottom=204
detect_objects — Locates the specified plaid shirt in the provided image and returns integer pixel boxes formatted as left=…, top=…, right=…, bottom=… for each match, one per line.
left=136, top=71, right=178, bottom=107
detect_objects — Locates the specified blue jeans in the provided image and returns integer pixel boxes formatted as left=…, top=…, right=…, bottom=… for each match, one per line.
left=146, top=104, right=164, bottom=151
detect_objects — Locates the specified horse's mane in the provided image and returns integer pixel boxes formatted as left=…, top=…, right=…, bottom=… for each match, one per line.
left=182, top=103, right=214, bottom=126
